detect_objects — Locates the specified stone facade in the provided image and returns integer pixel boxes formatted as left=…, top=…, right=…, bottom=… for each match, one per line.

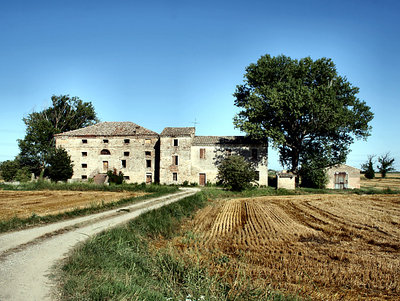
left=277, top=172, right=296, bottom=190
left=325, top=164, right=360, bottom=189
left=55, top=122, right=268, bottom=186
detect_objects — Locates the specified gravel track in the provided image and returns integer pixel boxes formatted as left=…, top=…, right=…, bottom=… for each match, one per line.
left=0, top=187, right=200, bottom=301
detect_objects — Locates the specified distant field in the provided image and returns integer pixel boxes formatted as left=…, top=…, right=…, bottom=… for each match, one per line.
left=361, top=172, right=400, bottom=190
left=168, top=194, right=400, bottom=300
left=0, top=190, right=147, bottom=220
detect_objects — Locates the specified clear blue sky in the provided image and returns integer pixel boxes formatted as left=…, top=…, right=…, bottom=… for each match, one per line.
left=0, top=0, right=399, bottom=170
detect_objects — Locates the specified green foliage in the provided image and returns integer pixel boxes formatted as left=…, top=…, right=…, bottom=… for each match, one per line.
left=361, top=155, right=375, bottom=179
left=15, top=166, right=32, bottom=182
left=217, top=155, right=257, bottom=191
left=45, top=147, right=73, bottom=182
left=377, top=153, right=395, bottom=178
left=18, top=95, right=98, bottom=175
left=234, top=54, right=374, bottom=173
left=299, top=159, right=328, bottom=189
left=0, top=159, right=20, bottom=181
left=107, top=168, right=124, bottom=184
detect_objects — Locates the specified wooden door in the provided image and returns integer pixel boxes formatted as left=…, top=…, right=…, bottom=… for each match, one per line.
left=146, top=173, right=152, bottom=184
left=199, top=173, right=206, bottom=186
left=334, top=172, right=348, bottom=189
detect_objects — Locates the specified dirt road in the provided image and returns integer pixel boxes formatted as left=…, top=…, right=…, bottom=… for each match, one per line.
left=0, top=187, right=200, bottom=301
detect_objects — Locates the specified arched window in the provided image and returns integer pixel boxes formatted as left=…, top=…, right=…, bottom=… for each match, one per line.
left=100, top=149, right=111, bottom=155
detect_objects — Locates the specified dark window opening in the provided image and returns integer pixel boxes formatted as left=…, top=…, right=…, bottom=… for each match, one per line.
left=124, top=152, right=130, bottom=156
left=226, top=149, right=232, bottom=156
left=252, top=149, right=258, bottom=160
left=173, top=173, right=178, bottom=181
left=122, top=160, right=127, bottom=168
left=82, top=139, right=87, bottom=144
left=103, top=139, right=109, bottom=143
left=145, top=151, right=151, bottom=156
left=200, top=148, right=206, bottom=159
left=124, top=139, right=130, bottom=144
left=81, top=175, right=87, bottom=180
left=124, top=176, right=130, bottom=180
left=100, top=149, right=111, bottom=155
left=146, top=160, right=151, bottom=168
left=82, top=163, right=87, bottom=168
left=173, top=139, right=179, bottom=146
left=172, top=155, right=179, bottom=165
left=255, top=171, right=260, bottom=181
left=82, top=152, right=87, bottom=157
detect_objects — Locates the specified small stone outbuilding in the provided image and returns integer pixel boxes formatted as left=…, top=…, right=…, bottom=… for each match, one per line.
left=277, top=171, right=296, bottom=190
left=325, top=164, right=360, bottom=189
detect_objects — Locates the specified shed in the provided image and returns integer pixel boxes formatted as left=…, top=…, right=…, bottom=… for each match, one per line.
left=277, top=171, right=296, bottom=190
left=326, top=164, right=360, bottom=189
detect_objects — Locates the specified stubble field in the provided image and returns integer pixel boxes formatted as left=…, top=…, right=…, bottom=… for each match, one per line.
left=0, top=190, right=147, bottom=220
left=170, top=193, right=400, bottom=300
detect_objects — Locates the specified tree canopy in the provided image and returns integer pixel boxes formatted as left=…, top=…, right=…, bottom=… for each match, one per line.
left=377, top=153, right=395, bottom=178
left=18, top=95, right=98, bottom=175
left=234, top=54, right=374, bottom=173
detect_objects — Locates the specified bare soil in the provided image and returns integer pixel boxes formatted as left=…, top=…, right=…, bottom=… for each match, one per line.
left=169, top=194, right=400, bottom=300
left=0, top=190, right=147, bottom=220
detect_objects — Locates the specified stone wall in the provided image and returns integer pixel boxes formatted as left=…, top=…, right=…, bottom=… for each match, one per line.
left=326, top=164, right=360, bottom=189
left=56, top=135, right=159, bottom=184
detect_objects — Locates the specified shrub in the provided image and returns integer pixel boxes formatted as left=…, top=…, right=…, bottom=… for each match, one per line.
left=107, top=168, right=124, bottom=184
left=361, top=155, right=375, bottom=179
left=15, top=166, right=32, bottom=182
left=45, top=148, right=73, bottom=182
left=217, top=155, right=257, bottom=191
left=0, top=159, right=20, bottom=181
left=300, top=161, right=328, bottom=189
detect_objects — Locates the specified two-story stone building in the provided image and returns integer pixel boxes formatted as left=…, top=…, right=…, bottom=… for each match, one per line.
left=55, top=121, right=268, bottom=186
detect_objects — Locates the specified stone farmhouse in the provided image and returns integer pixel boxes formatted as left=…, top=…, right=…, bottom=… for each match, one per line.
left=55, top=122, right=268, bottom=186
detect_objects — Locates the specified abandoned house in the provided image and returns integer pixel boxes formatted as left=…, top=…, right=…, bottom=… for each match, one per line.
left=325, top=164, right=361, bottom=189
left=55, top=121, right=268, bottom=186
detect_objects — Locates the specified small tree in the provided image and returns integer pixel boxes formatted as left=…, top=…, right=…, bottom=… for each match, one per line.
left=299, top=159, right=328, bottom=189
left=361, top=155, right=375, bottom=179
left=45, top=148, right=73, bottom=182
left=0, top=160, right=20, bottom=181
left=217, top=155, right=257, bottom=191
left=377, top=153, right=395, bottom=178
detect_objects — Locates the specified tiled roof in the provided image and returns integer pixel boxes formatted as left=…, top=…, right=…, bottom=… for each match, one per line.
left=193, top=136, right=263, bottom=146
left=55, top=122, right=158, bottom=137
left=161, top=127, right=195, bottom=137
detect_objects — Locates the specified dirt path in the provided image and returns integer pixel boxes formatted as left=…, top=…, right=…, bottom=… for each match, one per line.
left=0, top=188, right=200, bottom=301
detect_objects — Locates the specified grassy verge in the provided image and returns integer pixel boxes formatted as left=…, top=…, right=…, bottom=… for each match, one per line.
left=59, top=191, right=300, bottom=301
left=0, top=183, right=178, bottom=233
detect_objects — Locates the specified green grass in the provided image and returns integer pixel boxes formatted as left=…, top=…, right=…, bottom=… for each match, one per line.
left=0, top=183, right=178, bottom=233
left=59, top=191, right=301, bottom=301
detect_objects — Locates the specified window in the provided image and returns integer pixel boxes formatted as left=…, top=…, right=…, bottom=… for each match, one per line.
left=124, top=152, right=130, bottom=156
left=145, top=139, right=151, bottom=144
left=172, top=155, right=179, bottom=165
left=122, top=160, right=127, bottom=168
left=173, top=173, right=178, bottom=181
left=81, top=163, right=87, bottom=168
left=146, top=160, right=151, bottom=168
left=124, top=139, right=130, bottom=144
left=173, top=139, right=178, bottom=146
left=100, top=149, right=111, bottom=155
left=252, top=149, right=258, bottom=160
left=82, top=139, right=87, bottom=144
left=103, top=161, right=109, bottom=171
left=145, top=151, right=151, bottom=156
left=255, top=171, right=260, bottom=181
left=81, top=175, right=87, bottom=180
left=103, top=139, right=109, bottom=143
left=124, top=176, right=130, bottom=180
left=82, top=152, right=87, bottom=157
left=200, top=148, right=206, bottom=159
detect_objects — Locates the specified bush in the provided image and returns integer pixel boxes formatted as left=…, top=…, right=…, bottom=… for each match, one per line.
left=361, top=155, right=375, bottom=179
left=300, top=161, right=328, bottom=189
left=15, top=167, right=31, bottom=182
left=0, top=159, right=21, bottom=181
left=45, top=148, right=73, bottom=182
left=217, top=155, right=257, bottom=191
left=107, top=168, right=124, bottom=184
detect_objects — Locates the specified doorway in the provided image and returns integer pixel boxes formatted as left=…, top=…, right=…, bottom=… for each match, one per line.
left=199, top=173, right=206, bottom=186
left=334, top=172, right=348, bottom=189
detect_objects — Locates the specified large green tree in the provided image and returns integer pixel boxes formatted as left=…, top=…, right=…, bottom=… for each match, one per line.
left=234, top=54, right=374, bottom=173
left=18, top=95, right=98, bottom=175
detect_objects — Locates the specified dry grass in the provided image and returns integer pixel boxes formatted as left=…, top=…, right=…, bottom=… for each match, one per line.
left=169, top=194, right=400, bottom=300
left=0, top=190, right=147, bottom=220
left=361, top=172, right=400, bottom=190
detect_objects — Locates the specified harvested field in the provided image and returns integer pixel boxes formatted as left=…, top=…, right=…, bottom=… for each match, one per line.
left=0, top=190, right=147, bottom=220
left=171, top=194, right=400, bottom=300
left=361, top=173, right=400, bottom=190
